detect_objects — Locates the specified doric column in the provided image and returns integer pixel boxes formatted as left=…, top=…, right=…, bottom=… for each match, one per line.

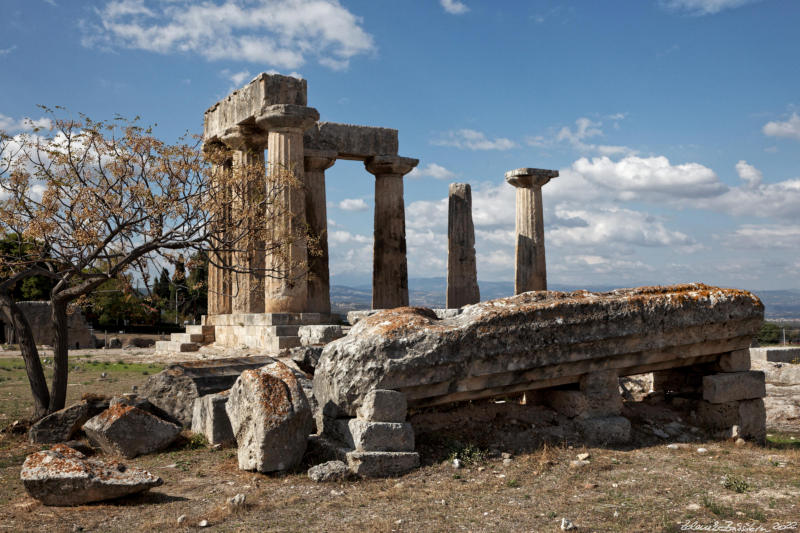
left=304, top=150, right=337, bottom=315
left=364, top=155, right=419, bottom=310
left=256, top=104, right=320, bottom=313
left=505, top=167, right=558, bottom=293
left=447, top=183, right=480, bottom=308
left=205, top=143, right=233, bottom=315
left=221, top=125, right=269, bottom=314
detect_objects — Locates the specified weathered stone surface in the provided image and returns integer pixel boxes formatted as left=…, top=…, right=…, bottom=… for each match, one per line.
left=346, top=450, right=420, bottom=477
left=4, top=301, right=94, bottom=348
left=716, top=349, right=751, bottom=372
left=313, top=284, right=763, bottom=417
left=576, top=416, right=631, bottom=445
left=83, top=404, right=181, bottom=458
left=29, top=398, right=109, bottom=444
left=545, top=390, right=588, bottom=419
left=347, top=310, right=380, bottom=325
left=447, top=183, right=480, bottom=309
left=750, top=347, right=800, bottom=363
left=746, top=360, right=799, bottom=432
left=738, top=398, right=767, bottom=441
left=290, top=345, right=324, bottom=374
left=307, top=460, right=350, bottom=482
left=110, top=394, right=180, bottom=425
left=580, top=370, right=622, bottom=417
left=696, top=399, right=766, bottom=440
left=303, top=122, right=399, bottom=160
left=141, top=356, right=276, bottom=426
left=107, top=337, right=122, bottom=349
left=192, top=392, right=234, bottom=446
left=703, top=371, right=766, bottom=404
left=304, top=150, right=337, bottom=315
left=225, top=360, right=313, bottom=472
left=299, top=325, right=344, bottom=346
left=356, top=389, right=407, bottom=423
left=331, top=419, right=414, bottom=452
left=20, top=444, right=162, bottom=506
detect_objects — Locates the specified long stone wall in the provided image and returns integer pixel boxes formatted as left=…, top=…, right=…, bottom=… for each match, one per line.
left=3, top=301, right=94, bottom=348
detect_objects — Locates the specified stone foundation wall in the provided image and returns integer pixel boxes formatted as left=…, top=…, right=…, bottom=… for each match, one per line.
left=3, top=301, right=93, bottom=348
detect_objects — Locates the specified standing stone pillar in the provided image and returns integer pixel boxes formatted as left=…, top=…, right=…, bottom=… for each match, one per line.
left=221, top=126, right=269, bottom=314
left=256, top=104, right=320, bottom=313
left=505, top=168, right=559, bottom=294
left=205, top=143, right=233, bottom=315
left=304, top=150, right=337, bottom=315
left=364, top=156, right=419, bottom=310
left=447, top=183, right=480, bottom=308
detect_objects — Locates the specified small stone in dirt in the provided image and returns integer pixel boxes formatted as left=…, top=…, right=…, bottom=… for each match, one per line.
left=452, top=458, right=462, bottom=469
left=569, top=460, right=590, bottom=469
left=228, top=493, right=246, bottom=509
left=560, top=517, right=576, bottom=530
left=576, top=452, right=590, bottom=461
left=735, top=438, right=746, bottom=447
left=686, top=503, right=701, bottom=511
left=308, top=461, right=349, bottom=483
left=177, top=515, right=186, bottom=524
left=583, top=482, right=598, bottom=489
left=652, top=427, right=669, bottom=439
left=330, top=489, right=344, bottom=496
left=502, top=458, right=512, bottom=466
left=501, top=452, right=512, bottom=460
left=477, top=466, right=485, bottom=472
left=666, top=443, right=680, bottom=450
left=198, top=519, right=209, bottom=527
left=696, top=447, right=709, bottom=454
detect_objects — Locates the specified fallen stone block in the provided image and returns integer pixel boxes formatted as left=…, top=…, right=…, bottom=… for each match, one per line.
left=290, top=345, right=323, bottom=374
left=314, top=284, right=763, bottom=417
left=28, top=397, right=109, bottom=444
left=716, top=349, right=751, bottom=372
left=308, top=460, right=350, bottom=482
left=580, top=370, right=622, bottom=417
left=191, top=392, right=234, bottom=446
left=20, top=444, right=162, bottom=506
left=738, top=398, right=766, bottom=442
left=702, top=371, right=766, bottom=404
left=545, top=390, right=588, bottom=419
left=331, top=419, right=414, bottom=452
left=299, top=325, right=344, bottom=346
left=141, top=356, right=276, bottom=426
left=356, top=390, right=407, bottom=423
left=346, top=450, right=420, bottom=478
left=226, top=360, right=313, bottom=472
left=83, top=404, right=181, bottom=458
left=576, top=416, right=631, bottom=445
left=696, top=398, right=766, bottom=441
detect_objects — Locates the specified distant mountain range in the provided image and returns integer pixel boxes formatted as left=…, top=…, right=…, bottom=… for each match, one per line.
left=330, top=277, right=800, bottom=320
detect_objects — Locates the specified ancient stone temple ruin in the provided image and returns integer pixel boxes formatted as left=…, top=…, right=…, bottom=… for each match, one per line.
left=181, top=73, right=418, bottom=352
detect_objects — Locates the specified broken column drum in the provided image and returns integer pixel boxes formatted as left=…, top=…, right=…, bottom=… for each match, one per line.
left=505, top=168, right=559, bottom=293
left=447, top=182, right=480, bottom=308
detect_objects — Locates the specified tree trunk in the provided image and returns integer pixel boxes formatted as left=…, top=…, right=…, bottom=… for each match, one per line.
left=49, top=298, right=69, bottom=412
left=0, top=290, right=50, bottom=420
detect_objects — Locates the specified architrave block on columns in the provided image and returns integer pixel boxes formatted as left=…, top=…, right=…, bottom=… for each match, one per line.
left=365, top=155, right=419, bottom=310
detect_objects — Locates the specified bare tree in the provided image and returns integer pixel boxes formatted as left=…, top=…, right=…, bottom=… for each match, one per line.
left=0, top=109, right=311, bottom=418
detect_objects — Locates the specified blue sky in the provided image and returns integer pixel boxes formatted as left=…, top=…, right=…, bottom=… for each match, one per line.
left=2, top=0, right=799, bottom=291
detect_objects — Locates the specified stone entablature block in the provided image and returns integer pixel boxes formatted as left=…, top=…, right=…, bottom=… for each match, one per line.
left=304, top=122, right=399, bottom=160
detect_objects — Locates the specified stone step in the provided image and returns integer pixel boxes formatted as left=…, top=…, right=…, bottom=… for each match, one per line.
left=268, top=336, right=301, bottom=352
left=171, top=333, right=206, bottom=344
left=155, top=340, right=199, bottom=353
left=186, top=325, right=216, bottom=338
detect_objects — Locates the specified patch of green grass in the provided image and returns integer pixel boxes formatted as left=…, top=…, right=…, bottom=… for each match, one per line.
left=723, top=473, right=749, bottom=493
left=183, top=433, right=208, bottom=450
left=766, top=433, right=800, bottom=450
left=702, top=494, right=735, bottom=518
left=506, top=479, right=520, bottom=488
left=446, top=443, right=488, bottom=466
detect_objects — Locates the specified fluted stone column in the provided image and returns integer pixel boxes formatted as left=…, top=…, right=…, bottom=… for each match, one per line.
left=447, top=183, right=480, bottom=308
left=205, top=144, right=233, bottom=315
left=256, top=104, right=320, bottom=313
left=221, top=126, right=269, bottom=314
left=365, top=155, right=418, bottom=310
left=505, top=168, right=559, bottom=294
left=304, top=150, right=337, bottom=315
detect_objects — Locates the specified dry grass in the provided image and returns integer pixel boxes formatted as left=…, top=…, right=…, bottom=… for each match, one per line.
left=1, top=354, right=798, bottom=532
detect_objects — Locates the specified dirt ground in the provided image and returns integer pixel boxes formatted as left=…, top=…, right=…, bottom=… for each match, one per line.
left=1, top=350, right=799, bottom=532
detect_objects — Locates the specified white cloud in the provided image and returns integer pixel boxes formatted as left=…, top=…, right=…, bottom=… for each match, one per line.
left=723, top=224, right=800, bottom=250
left=328, top=230, right=370, bottom=245
left=83, top=0, right=375, bottom=71
left=763, top=112, right=800, bottom=141
left=0, top=114, right=52, bottom=133
left=440, top=0, right=469, bottom=14
left=338, top=198, right=369, bottom=212
left=408, top=163, right=457, bottom=181
left=735, top=160, right=762, bottom=188
left=225, top=69, right=251, bottom=87
left=432, top=129, right=515, bottom=151
left=572, top=155, right=726, bottom=201
left=661, top=0, right=762, bottom=15
left=0, top=45, right=17, bottom=56
left=527, top=116, right=635, bottom=156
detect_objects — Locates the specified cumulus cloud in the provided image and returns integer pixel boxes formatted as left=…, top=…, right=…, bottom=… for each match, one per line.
left=82, top=0, right=375, bottom=70
left=723, top=224, right=800, bottom=250
left=0, top=114, right=52, bottom=133
left=408, top=163, right=457, bottom=181
left=527, top=116, right=634, bottom=156
left=337, top=198, right=369, bottom=212
left=660, top=0, right=763, bottom=15
left=440, top=0, right=469, bottom=14
left=223, top=69, right=252, bottom=87
left=763, top=112, right=800, bottom=141
left=735, top=160, right=762, bottom=188
left=0, top=46, right=16, bottom=56
left=432, top=129, right=516, bottom=151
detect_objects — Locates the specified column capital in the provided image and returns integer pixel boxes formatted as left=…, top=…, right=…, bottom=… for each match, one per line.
left=304, top=149, right=337, bottom=172
left=220, top=124, right=269, bottom=152
left=256, top=104, right=319, bottom=132
left=365, top=155, right=419, bottom=177
left=505, top=168, right=559, bottom=189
